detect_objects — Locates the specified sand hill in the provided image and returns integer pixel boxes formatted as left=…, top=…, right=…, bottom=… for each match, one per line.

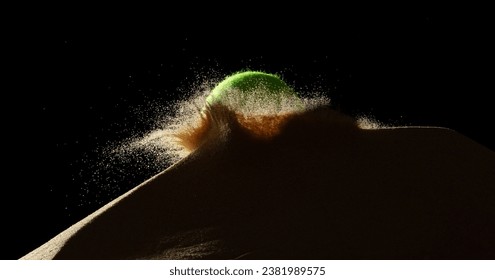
left=22, top=105, right=495, bottom=259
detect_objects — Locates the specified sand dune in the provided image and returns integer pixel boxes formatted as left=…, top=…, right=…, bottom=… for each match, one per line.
left=22, top=106, right=495, bottom=259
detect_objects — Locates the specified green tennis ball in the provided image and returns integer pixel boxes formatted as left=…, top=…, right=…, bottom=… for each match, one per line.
left=206, top=71, right=299, bottom=107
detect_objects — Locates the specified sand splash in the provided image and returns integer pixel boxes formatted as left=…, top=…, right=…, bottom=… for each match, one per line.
left=131, top=85, right=330, bottom=161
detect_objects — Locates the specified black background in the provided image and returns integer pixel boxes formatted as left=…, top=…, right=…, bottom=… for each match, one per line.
left=5, top=11, right=493, bottom=259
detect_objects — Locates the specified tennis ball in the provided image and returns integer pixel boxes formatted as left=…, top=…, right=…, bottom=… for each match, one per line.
left=206, top=71, right=299, bottom=107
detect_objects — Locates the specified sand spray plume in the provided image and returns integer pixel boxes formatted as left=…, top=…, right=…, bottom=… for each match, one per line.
left=116, top=71, right=328, bottom=160
left=107, top=70, right=389, bottom=166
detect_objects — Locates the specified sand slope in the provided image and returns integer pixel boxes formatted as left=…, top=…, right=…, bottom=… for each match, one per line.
left=22, top=108, right=495, bottom=259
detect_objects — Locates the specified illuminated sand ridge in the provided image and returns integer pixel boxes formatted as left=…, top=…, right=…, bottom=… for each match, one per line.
left=22, top=72, right=495, bottom=260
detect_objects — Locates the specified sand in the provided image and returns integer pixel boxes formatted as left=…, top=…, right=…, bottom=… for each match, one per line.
left=21, top=106, right=495, bottom=259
